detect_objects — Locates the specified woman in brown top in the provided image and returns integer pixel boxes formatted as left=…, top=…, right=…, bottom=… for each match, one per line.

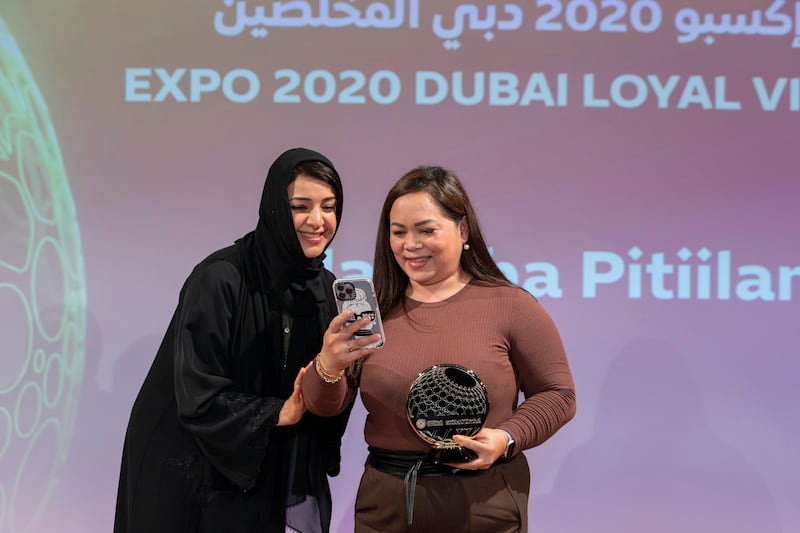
left=303, top=166, right=576, bottom=532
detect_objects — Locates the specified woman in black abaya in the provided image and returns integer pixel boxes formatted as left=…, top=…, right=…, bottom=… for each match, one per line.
left=114, top=148, right=353, bottom=533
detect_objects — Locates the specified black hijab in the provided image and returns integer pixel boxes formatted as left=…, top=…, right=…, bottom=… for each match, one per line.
left=249, top=147, right=343, bottom=314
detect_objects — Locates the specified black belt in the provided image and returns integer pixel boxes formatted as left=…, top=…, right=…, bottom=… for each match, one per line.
left=367, top=446, right=490, bottom=526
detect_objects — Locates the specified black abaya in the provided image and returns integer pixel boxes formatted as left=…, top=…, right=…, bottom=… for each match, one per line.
left=114, top=148, right=350, bottom=533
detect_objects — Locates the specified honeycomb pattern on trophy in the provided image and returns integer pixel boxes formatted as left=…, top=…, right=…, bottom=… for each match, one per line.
left=407, top=364, right=488, bottom=442
left=0, top=17, right=87, bottom=532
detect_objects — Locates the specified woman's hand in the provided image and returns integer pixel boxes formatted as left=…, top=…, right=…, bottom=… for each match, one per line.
left=316, top=309, right=381, bottom=376
left=277, top=366, right=307, bottom=426
left=449, top=428, right=510, bottom=469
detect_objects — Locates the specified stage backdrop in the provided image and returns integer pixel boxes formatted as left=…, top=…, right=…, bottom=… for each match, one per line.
left=1, top=1, right=798, bottom=532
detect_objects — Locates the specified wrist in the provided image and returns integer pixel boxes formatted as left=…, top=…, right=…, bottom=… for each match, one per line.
left=314, top=353, right=345, bottom=384
left=499, top=429, right=516, bottom=459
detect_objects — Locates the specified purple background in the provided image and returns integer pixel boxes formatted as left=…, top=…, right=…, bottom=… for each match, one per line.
left=1, top=1, right=798, bottom=532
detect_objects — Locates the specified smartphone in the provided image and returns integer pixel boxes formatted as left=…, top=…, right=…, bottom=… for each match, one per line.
left=332, top=277, right=385, bottom=349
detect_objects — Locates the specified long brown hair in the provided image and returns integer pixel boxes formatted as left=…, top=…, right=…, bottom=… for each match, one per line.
left=373, top=166, right=513, bottom=317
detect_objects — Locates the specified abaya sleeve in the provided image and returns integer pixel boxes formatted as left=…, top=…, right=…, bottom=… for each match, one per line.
left=172, top=260, right=281, bottom=491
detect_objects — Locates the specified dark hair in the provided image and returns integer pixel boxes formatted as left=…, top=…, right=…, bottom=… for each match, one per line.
left=373, top=166, right=512, bottom=316
left=292, top=160, right=344, bottom=224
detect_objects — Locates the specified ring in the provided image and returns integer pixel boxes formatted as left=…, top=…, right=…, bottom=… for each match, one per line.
left=346, top=340, right=353, bottom=352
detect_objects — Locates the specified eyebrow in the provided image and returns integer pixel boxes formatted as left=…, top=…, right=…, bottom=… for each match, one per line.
left=390, top=219, right=435, bottom=228
left=289, top=196, right=337, bottom=202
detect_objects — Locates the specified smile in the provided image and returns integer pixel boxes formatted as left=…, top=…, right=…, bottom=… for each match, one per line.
left=405, top=256, right=430, bottom=267
left=299, top=231, right=325, bottom=242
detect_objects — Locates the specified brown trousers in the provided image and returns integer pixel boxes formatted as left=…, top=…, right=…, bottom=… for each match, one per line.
left=354, top=453, right=530, bottom=533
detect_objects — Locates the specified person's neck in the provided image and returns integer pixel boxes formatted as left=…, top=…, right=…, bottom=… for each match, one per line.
left=407, top=272, right=472, bottom=303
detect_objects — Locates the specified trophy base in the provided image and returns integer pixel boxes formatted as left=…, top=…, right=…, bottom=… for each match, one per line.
left=428, top=445, right=477, bottom=464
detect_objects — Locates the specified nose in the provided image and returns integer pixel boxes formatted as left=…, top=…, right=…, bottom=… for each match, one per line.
left=307, top=207, right=323, bottom=226
left=405, top=239, right=422, bottom=250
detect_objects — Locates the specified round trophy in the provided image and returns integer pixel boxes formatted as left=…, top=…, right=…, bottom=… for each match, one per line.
left=406, top=364, right=489, bottom=464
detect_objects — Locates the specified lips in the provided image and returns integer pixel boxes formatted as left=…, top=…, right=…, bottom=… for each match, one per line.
left=299, top=231, right=325, bottom=243
left=405, top=256, right=430, bottom=268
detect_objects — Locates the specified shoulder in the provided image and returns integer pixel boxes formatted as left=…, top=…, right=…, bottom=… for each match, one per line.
left=321, top=268, right=336, bottom=285
left=320, top=269, right=338, bottom=314
left=467, top=282, right=549, bottom=315
left=182, top=245, right=243, bottom=295
left=319, top=269, right=337, bottom=299
left=197, top=243, right=241, bottom=268
left=466, top=281, right=530, bottom=303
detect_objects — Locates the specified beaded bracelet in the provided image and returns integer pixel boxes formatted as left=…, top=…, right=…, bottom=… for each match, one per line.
left=314, top=354, right=345, bottom=384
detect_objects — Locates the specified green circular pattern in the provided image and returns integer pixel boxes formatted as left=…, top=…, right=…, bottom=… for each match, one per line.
left=0, top=16, right=87, bottom=532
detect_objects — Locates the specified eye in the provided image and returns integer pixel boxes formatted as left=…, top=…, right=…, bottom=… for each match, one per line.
left=391, top=230, right=406, bottom=237
left=420, top=228, right=435, bottom=235
left=322, top=204, right=337, bottom=212
left=290, top=204, right=308, bottom=212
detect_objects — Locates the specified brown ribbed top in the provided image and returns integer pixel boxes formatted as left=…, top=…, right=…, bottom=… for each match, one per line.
left=303, top=281, right=576, bottom=454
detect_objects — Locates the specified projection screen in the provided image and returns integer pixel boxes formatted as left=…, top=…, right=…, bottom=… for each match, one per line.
left=0, top=1, right=797, bottom=531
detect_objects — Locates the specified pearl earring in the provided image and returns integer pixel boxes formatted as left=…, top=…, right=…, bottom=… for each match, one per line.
left=463, top=243, right=470, bottom=251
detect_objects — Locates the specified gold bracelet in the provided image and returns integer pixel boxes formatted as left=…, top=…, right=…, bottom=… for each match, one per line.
left=315, top=354, right=344, bottom=384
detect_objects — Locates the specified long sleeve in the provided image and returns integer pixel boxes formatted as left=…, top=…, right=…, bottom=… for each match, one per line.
left=301, top=360, right=357, bottom=417
left=499, top=290, right=576, bottom=451
left=173, top=261, right=282, bottom=490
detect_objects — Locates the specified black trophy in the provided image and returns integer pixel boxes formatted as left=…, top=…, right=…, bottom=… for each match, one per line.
left=406, top=363, right=489, bottom=464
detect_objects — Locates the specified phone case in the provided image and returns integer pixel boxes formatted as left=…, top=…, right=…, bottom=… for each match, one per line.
left=332, top=277, right=385, bottom=349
